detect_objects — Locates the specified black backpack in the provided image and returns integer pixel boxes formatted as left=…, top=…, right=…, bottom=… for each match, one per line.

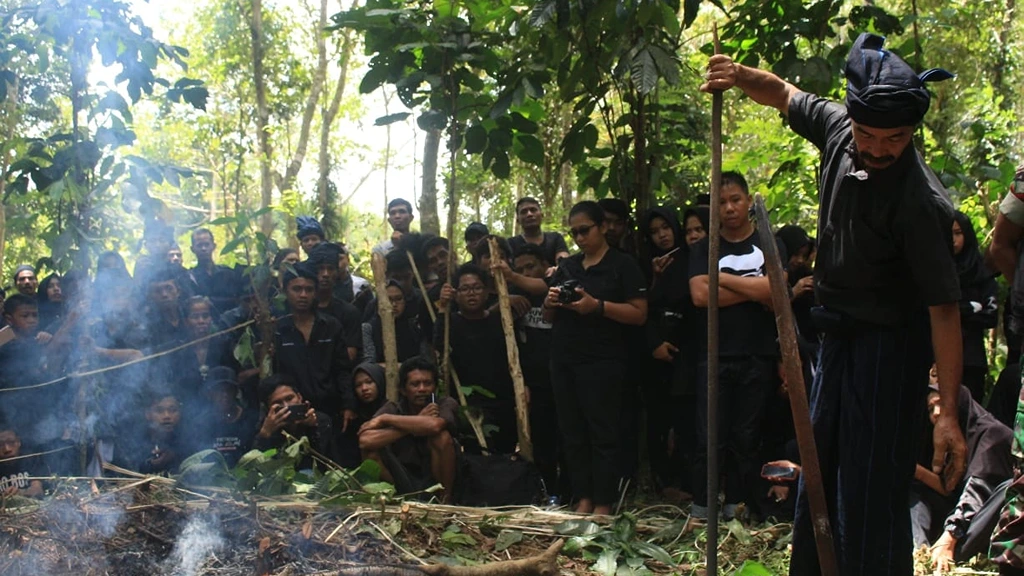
left=455, top=453, right=546, bottom=506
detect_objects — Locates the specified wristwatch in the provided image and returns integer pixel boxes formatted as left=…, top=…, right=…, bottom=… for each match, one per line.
left=597, top=299, right=605, bottom=316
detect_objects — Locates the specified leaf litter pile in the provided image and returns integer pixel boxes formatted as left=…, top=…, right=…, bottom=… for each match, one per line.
left=0, top=440, right=992, bottom=575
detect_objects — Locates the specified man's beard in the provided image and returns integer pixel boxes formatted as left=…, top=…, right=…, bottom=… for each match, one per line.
left=857, top=150, right=897, bottom=171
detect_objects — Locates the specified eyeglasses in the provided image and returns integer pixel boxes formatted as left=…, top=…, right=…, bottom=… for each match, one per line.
left=387, top=296, right=405, bottom=304
left=457, top=285, right=486, bottom=294
left=569, top=224, right=595, bottom=238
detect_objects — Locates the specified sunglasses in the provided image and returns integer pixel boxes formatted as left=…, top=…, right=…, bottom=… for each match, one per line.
left=569, top=224, right=596, bottom=238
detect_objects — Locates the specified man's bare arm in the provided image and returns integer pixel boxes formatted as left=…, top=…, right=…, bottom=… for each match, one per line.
left=718, top=274, right=774, bottom=308
left=929, top=302, right=967, bottom=493
left=689, top=276, right=747, bottom=308
left=701, top=54, right=801, bottom=115
left=987, top=213, right=1023, bottom=284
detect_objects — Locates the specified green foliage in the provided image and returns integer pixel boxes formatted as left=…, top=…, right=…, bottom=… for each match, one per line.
left=0, top=0, right=207, bottom=271
left=556, top=513, right=677, bottom=575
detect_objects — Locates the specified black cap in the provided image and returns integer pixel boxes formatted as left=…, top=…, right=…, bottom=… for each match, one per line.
left=281, top=260, right=317, bottom=287
left=309, top=242, right=342, bottom=268
left=464, top=222, right=489, bottom=240
left=844, top=33, right=953, bottom=128
left=204, top=366, right=238, bottom=391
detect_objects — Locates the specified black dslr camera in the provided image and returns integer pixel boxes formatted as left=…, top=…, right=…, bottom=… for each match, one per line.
left=556, top=279, right=583, bottom=304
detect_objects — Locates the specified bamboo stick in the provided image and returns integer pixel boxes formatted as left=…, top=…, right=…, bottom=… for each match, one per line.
left=371, top=252, right=400, bottom=402
left=486, top=237, right=533, bottom=461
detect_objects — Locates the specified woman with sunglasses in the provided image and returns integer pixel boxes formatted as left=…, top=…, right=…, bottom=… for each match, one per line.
left=544, top=200, right=648, bottom=515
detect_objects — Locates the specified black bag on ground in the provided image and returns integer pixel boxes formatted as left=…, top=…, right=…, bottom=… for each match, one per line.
left=455, top=453, right=545, bottom=506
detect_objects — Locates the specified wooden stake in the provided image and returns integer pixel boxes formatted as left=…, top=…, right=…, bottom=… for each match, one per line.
left=371, top=252, right=399, bottom=402
left=753, top=194, right=838, bottom=576
left=487, top=237, right=533, bottom=461
left=706, top=22, right=723, bottom=575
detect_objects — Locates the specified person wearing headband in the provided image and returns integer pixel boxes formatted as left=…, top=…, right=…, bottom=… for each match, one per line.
left=701, top=33, right=965, bottom=574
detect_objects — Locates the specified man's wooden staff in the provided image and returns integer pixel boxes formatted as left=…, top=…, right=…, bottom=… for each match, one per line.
left=487, top=237, right=533, bottom=461
left=705, top=23, right=723, bottom=576
left=753, top=194, right=838, bottom=576
left=371, top=252, right=399, bottom=402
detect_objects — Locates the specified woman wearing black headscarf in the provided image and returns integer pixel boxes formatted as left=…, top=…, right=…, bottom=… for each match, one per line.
left=643, top=206, right=696, bottom=499
left=37, top=273, right=63, bottom=332
left=952, top=211, right=998, bottom=401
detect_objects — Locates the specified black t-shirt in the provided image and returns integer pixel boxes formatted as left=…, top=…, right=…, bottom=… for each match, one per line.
left=434, top=312, right=514, bottom=405
left=272, top=312, right=355, bottom=413
left=319, top=297, right=364, bottom=355
left=0, top=454, right=46, bottom=494
left=688, top=232, right=781, bottom=358
left=192, top=407, right=260, bottom=467
left=788, top=92, right=960, bottom=326
left=548, top=248, right=647, bottom=363
left=509, top=232, right=569, bottom=266
left=516, top=292, right=553, bottom=389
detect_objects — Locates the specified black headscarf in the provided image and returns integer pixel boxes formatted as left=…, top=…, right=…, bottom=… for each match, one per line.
left=643, top=206, right=684, bottom=256
left=353, top=362, right=386, bottom=419
left=642, top=206, right=690, bottom=307
left=296, top=216, right=325, bottom=240
left=37, top=273, right=63, bottom=330
left=953, top=211, right=991, bottom=286
left=844, top=33, right=954, bottom=128
left=682, top=207, right=709, bottom=237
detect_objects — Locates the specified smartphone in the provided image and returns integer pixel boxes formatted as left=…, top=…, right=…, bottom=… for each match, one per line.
left=761, top=464, right=798, bottom=481
left=285, top=404, right=307, bottom=422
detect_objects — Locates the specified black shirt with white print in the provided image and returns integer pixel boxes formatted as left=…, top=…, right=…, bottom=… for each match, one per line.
left=688, top=231, right=783, bottom=358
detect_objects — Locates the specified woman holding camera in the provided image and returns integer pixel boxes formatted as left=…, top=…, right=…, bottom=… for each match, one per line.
left=544, top=201, right=648, bottom=515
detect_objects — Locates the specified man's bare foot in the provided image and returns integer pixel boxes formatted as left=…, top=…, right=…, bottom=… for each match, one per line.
left=593, top=504, right=613, bottom=516
left=575, top=498, right=594, bottom=514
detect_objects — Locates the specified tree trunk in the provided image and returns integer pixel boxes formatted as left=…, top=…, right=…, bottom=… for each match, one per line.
left=278, top=0, right=329, bottom=196
left=248, top=0, right=274, bottom=235
left=993, top=0, right=1016, bottom=108
left=419, top=128, right=442, bottom=236
left=318, top=4, right=357, bottom=219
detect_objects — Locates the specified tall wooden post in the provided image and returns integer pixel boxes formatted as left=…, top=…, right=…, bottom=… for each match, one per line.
left=754, top=195, right=838, bottom=576
left=371, top=252, right=399, bottom=402
left=487, top=237, right=533, bottom=461
left=705, top=23, right=723, bottom=575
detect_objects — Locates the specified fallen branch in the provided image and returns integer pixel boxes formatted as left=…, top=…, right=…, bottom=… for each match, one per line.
left=326, top=538, right=564, bottom=576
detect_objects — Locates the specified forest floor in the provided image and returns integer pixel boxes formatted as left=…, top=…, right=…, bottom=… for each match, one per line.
left=0, top=472, right=1003, bottom=575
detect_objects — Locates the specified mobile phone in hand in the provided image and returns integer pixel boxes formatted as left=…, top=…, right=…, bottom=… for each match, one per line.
left=761, top=464, right=798, bottom=481
left=285, top=404, right=307, bottom=422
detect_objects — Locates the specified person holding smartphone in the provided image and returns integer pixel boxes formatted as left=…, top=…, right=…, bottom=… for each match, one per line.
left=544, top=200, right=648, bottom=516
left=254, top=374, right=340, bottom=469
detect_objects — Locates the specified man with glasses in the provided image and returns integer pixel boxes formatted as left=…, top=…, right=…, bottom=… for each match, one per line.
left=434, top=263, right=526, bottom=454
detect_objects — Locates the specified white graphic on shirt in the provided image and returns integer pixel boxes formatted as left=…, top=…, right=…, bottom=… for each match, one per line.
left=719, top=245, right=766, bottom=277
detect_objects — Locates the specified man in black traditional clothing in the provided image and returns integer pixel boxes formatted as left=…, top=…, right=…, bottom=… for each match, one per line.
left=702, top=33, right=967, bottom=574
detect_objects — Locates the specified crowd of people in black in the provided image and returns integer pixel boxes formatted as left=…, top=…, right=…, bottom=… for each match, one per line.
left=0, top=186, right=1013, bottom=554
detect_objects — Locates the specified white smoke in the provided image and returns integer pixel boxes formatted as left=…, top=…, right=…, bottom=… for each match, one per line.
left=165, top=513, right=224, bottom=576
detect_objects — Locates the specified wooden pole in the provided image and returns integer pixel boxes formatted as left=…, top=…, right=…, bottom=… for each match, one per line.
left=487, top=237, right=533, bottom=461
left=753, top=194, right=838, bottom=576
left=408, top=250, right=490, bottom=452
left=371, top=252, right=399, bottom=402
left=705, top=22, right=723, bottom=575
